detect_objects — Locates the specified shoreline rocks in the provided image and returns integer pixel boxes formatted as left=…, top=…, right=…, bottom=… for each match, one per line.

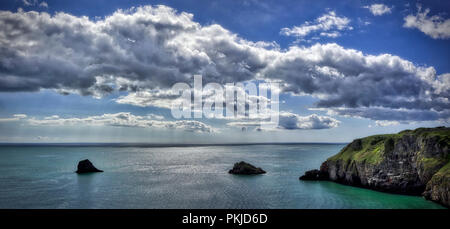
left=229, top=161, right=266, bottom=175
left=76, top=159, right=103, bottom=173
left=299, top=169, right=328, bottom=181
left=300, top=127, right=450, bottom=208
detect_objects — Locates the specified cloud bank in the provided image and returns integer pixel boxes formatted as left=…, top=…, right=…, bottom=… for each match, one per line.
left=0, top=5, right=448, bottom=123
left=0, top=113, right=215, bottom=133
left=227, top=112, right=340, bottom=130
left=0, top=114, right=27, bottom=122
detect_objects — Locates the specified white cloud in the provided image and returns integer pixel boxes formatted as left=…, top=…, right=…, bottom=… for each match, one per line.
left=0, top=6, right=269, bottom=94
left=39, top=2, right=48, bottom=8
left=263, top=43, right=450, bottom=122
left=0, top=114, right=27, bottom=122
left=320, top=31, right=341, bottom=38
left=13, top=114, right=27, bottom=119
left=22, top=0, right=33, bottom=6
left=364, top=4, right=392, bottom=16
left=147, top=114, right=165, bottom=120
left=34, top=136, right=52, bottom=141
left=226, top=112, right=340, bottom=130
left=281, top=11, right=352, bottom=38
left=116, top=89, right=185, bottom=109
left=311, top=106, right=450, bottom=123
left=0, top=5, right=448, bottom=123
left=375, top=120, right=400, bottom=127
left=6, top=112, right=215, bottom=133
left=22, top=0, right=48, bottom=8
left=116, top=83, right=276, bottom=120
left=278, top=112, right=340, bottom=130
left=404, top=6, right=450, bottom=39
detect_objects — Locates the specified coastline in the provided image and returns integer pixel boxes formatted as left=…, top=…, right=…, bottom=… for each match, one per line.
left=300, top=127, right=450, bottom=208
left=0, top=143, right=442, bottom=209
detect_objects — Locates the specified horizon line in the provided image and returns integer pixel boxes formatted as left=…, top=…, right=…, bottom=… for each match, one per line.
left=0, top=142, right=349, bottom=147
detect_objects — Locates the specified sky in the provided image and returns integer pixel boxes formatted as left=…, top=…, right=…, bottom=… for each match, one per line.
left=0, top=0, right=449, bottom=143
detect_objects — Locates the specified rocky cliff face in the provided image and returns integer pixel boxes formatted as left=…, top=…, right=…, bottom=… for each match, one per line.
left=301, top=127, right=450, bottom=207
left=423, top=163, right=450, bottom=207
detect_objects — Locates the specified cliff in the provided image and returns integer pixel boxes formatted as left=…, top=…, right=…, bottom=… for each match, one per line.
left=301, top=127, right=450, bottom=207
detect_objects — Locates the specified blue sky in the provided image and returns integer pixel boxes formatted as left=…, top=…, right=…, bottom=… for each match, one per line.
left=0, top=0, right=448, bottom=143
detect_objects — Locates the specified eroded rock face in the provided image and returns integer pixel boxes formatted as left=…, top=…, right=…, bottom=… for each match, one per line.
left=76, top=159, right=103, bottom=173
left=229, top=161, right=266, bottom=175
left=300, top=127, right=450, bottom=207
left=299, top=169, right=328, bottom=180
left=423, top=165, right=450, bottom=208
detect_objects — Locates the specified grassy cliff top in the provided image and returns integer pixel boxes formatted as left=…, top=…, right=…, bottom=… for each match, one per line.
left=328, top=127, right=450, bottom=165
left=398, top=126, right=450, bottom=138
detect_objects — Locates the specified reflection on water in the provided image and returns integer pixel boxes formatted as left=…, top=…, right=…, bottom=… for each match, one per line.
left=0, top=144, right=444, bottom=209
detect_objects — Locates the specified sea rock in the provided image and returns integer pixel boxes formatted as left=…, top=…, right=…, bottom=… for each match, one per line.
left=229, top=161, right=266, bottom=175
left=299, top=169, right=328, bottom=180
left=76, top=159, right=103, bottom=173
left=300, top=127, right=450, bottom=208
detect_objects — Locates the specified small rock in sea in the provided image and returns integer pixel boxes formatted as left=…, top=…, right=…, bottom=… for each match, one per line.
left=76, top=159, right=103, bottom=173
left=229, top=161, right=266, bottom=175
left=299, top=169, right=328, bottom=180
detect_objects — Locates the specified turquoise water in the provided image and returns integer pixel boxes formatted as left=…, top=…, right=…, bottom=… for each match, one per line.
left=0, top=144, right=444, bottom=209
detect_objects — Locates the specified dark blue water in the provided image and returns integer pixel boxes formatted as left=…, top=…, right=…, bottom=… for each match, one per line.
left=0, top=144, right=444, bottom=209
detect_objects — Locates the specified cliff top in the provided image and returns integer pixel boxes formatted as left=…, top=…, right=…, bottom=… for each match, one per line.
left=328, top=126, right=450, bottom=165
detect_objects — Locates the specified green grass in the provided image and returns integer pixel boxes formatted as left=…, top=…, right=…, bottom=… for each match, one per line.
left=328, top=134, right=392, bottom=165
left=414, top=127, right=450, bottom=173
left=428, top=161, right=450, bottom=187
left=419, top=155, right=450, bottom=172
left=400, top=126, right=450, bottom=139
left=435, top=161, right=450, bottom=176
left=327, top=127, right=450, bottom=167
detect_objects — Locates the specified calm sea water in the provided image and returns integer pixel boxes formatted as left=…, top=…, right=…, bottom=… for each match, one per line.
left=0, top=144, right=444, bottom=209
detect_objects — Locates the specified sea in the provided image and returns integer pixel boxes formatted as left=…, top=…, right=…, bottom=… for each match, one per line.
left=0, top=143, right=444, bottom=209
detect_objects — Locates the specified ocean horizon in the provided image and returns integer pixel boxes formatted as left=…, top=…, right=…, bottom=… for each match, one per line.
left=0, top=143, right=444, bottom=209
left=0, top=142, right=349, bottom=147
